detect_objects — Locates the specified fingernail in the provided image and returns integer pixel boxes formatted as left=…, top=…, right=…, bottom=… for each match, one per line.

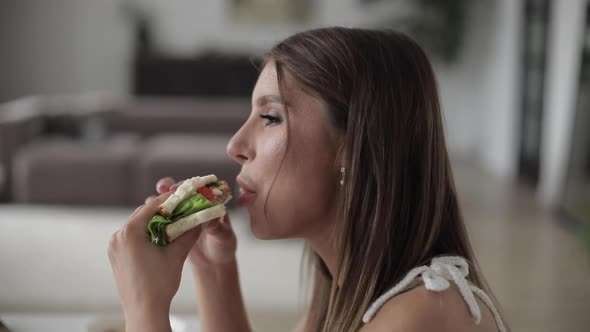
left=157, top=184, right=167, bottom=192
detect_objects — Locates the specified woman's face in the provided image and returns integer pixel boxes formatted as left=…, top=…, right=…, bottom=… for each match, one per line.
left=227, top=61, right=341, bottom=240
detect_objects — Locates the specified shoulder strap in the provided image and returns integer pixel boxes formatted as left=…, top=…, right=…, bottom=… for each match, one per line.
left=362, top=256, right=506, bottom=332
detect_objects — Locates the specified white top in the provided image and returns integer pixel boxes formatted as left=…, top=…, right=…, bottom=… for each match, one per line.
left=362, top=256, right=506, bottom=332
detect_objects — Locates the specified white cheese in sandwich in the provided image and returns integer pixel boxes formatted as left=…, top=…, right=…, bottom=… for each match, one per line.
left=158, top=174, right=218, bottom=217
left=165, top=204, right=227, bottom=242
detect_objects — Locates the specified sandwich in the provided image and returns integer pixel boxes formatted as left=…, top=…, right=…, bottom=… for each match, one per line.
left=147, top=174, right=232, bottom=246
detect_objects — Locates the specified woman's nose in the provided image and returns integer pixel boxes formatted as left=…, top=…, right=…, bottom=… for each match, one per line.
left=227, top=128, right=253, bottom=165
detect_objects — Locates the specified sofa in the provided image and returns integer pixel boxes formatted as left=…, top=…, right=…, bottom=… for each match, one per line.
left=0, top=95, right=249, bottom=206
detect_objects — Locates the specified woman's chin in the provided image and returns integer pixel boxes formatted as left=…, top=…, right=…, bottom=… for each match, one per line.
left=249, top=220, right=275, bottom=240
left=248, top=217, right=289, bottom=240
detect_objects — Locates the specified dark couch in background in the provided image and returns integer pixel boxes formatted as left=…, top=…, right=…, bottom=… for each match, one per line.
left=0, top=96, right=249, bottom=206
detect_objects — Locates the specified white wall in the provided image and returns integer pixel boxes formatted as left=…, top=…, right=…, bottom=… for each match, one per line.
left=474, top=0, right=522, bottom=180
left=539, top=0, right=587, bottom=207
left=435, top=0, right=522, bottom=181
left=0, top=0, right=132, bottom=100
left=0, top=1, right=80, bottom=99
left=434, top=0, right=498, bottom=159
left=134, top=0, right=408, bottom=55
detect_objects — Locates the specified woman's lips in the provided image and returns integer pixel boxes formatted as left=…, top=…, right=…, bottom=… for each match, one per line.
left=236, top=189, right=256, bottom=207
left=236, top=176, right=256, bottom=207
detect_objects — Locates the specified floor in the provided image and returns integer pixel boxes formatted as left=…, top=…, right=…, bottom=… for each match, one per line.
left=454, top=161, right=590, bottom=332
left=1, top=161, right=589, bottom=332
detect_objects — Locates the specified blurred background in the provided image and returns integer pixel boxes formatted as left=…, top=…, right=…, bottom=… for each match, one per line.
left=0, top=0, right=589, bottom=331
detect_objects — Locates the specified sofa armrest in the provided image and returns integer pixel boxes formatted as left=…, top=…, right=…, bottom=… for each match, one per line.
left=0, top=97, right=45, bottom=156
left=0, top=97, right=45, bottom=199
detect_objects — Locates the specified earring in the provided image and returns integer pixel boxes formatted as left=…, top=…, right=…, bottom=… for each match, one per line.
left=340, top=167, right=345, bottom=186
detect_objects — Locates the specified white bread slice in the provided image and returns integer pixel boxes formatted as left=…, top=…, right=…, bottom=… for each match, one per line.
left=165, top=204, right=227, bottom=242
left=159, top=174, right=218, bottom=217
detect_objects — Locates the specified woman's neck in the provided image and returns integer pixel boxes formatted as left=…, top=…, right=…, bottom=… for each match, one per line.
left=304, top=218, right=339, bottom=279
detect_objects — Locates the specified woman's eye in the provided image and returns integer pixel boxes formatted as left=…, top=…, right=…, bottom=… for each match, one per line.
left=259, top=114, right=281, bottom=126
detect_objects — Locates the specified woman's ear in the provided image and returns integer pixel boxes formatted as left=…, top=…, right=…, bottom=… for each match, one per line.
left=335, top=141, right=347, bottom=186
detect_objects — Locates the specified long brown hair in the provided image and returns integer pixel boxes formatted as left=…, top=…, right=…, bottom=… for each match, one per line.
left=266, top=27, right=502, bottom=332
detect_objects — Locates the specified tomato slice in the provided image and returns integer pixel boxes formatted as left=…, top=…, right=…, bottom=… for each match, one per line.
left=198, top=186, right=216, bottom=201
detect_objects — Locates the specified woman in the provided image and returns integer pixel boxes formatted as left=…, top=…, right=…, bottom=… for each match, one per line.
left=108, top=28, right=507, bottom=332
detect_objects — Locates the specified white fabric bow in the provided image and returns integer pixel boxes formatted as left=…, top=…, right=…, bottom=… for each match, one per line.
left=362, top=256, right=506, bottom=332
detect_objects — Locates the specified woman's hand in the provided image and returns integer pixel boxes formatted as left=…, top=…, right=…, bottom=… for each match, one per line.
left=155, top=177, right=238, bottom=271
left=107, top=192, right=201, bottom=331
left=153, top=178, right=251, bottom=332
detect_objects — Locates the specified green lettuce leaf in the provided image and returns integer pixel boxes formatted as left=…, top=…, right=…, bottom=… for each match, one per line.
left=170, top=193, right=215, bottom=221
left=147, top=214, right=171, bottom=246
left=147, top=192, right=215, bottom=246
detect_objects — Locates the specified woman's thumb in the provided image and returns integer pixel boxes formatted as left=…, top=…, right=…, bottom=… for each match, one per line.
left=204, top=217, right=234, bottom=240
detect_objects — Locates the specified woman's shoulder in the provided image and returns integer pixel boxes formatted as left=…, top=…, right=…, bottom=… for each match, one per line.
left=359, top=284, right=499, bottom=332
